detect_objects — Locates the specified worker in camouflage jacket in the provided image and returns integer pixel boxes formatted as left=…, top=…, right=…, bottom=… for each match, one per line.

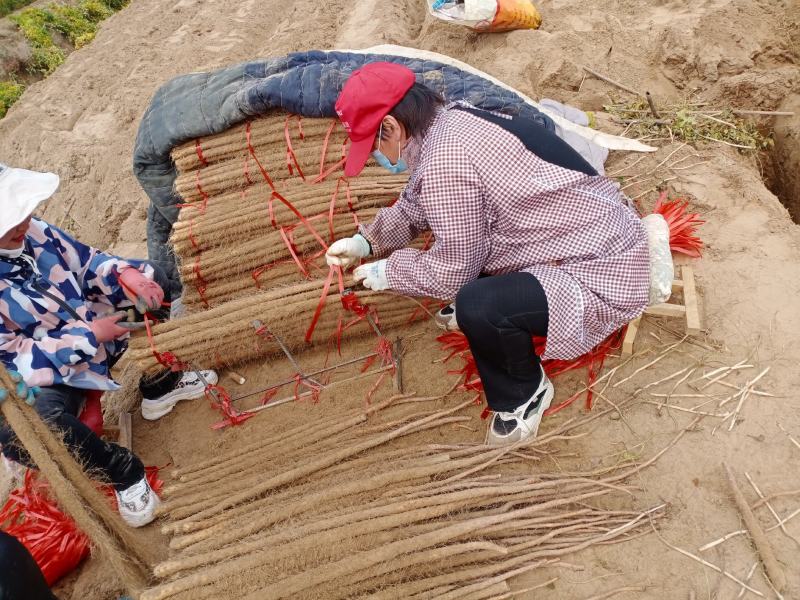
left=0, top=164, right=216, bottom=527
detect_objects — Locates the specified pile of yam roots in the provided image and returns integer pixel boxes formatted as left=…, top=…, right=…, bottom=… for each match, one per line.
left=129, top=112, right=429, bottom=373
left=141, top=394, right=668, bottom=599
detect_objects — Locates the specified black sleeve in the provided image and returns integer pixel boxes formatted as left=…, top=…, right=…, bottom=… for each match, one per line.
left=454, top=105, right=598, bottom=176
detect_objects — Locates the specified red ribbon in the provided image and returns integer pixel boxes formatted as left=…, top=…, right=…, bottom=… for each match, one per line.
left=195, top=138, right=209, bottom=167
left=207, top=384, right=255, bottom=430
left=279, top=226, right=310, bottom=279
left=305, top=266, right=337, bottom=343
left=143, top=316, right=189, bottom=371
left=284, top=115, right=306, bottom=181
left=243, top=154, right=253, bottom=185
left=246, top=121, right=276, bottom=190
left=437, top=328, right=624, bottom=417
left=318, top=121, right=337, bottom=178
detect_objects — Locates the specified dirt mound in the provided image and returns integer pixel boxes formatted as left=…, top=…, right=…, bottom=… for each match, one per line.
left=1, top=0, right=799, bottom=598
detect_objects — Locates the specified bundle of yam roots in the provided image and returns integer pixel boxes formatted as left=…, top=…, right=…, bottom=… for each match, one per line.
left=129, top=112, right=427, bottom=373
left=140, top=394, right=668, bottom=599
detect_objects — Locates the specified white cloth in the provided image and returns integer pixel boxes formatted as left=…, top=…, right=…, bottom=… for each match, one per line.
left=0, top=164, right=59, bottom=238
left=0, top=245, right=24, bottom=258
left=539, top=98, right=609, bottom=176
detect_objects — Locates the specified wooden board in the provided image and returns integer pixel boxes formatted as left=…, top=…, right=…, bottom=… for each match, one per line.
left=622, top=316, right=641, bottom=356
left=645, top=302, right=687, bottom=318
left=117, top=412, right=132, bottom=451
left=621, top=265, right=703, bottom=355
left=681, top=266, right=702, bottom=334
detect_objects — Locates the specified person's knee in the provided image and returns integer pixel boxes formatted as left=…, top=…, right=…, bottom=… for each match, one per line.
left=455, top=279, right=494, bottom=333
left=30, top=388, right=69, bottom=422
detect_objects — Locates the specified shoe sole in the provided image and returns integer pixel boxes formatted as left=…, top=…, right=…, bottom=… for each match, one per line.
left=141, top=374, right=218, bottom=421
left=434, top=316, right=460, bottom=332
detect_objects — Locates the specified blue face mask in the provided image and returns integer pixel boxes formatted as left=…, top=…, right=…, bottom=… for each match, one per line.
left=372, top=123, right=408, bottom=174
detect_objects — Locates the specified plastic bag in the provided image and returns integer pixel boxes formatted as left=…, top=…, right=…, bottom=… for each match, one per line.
left=642, top=213, right=674, bottom=306
left=0, top=470, right=89, bottom=586
left=0, top=467, right=164, bottom=586
left=428, top=0, right=542, bottom=32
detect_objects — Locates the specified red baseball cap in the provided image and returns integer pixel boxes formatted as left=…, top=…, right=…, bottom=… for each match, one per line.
left=335, top=62, right=416, bottom=177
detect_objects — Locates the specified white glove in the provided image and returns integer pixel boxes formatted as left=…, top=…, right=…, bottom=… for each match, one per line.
left=353, top=260, right=389, bottom=291
left=325, top=234, right=371, bottom=268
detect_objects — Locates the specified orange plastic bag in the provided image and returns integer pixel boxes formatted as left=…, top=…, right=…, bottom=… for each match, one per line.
left=428, top=0, right=542, bottom=32
left=482, top=0, right=542, bottom=31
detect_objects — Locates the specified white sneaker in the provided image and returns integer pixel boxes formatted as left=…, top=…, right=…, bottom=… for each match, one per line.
left=141, top=370, right=218, bottom=421
left=115, top=476, right=160, bottom=528
left=434, top=303, right=460, bottom=331
left=486, top=367, right=554, bottom=446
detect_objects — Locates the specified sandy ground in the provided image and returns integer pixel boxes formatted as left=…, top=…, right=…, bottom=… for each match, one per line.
left=1, top=0, right=799, bottom=598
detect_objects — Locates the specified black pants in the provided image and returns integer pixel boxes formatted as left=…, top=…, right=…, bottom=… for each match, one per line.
left=0, top=385, right=144, bottom=490
left=455, top=272, right=549, bottom=412
left=0, top=531, right=56, bottom=600
left=0, top=261, right=179, bottom=491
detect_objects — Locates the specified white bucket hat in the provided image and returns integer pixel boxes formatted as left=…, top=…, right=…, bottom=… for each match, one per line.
left=0, top=163, right=59, bottom=238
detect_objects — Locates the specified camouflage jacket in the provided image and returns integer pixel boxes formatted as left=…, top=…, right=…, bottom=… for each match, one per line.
left=0, top=218, right=152, bottom=391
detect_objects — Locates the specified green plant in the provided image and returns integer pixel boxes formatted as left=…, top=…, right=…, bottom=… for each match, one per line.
left=606, top=100, right=773, bottom=152
left=9, top=8, right=55, bottom=49
left=48, top=4, right=101, bottom=44
left=99, top=0, right=127, bottom=10
left=0, top=81, right=25, bottom=118
left=0, top=0, right=34, bottom=18
left=30, top=45, right=66, bottom=75
left=4, top=0, right=130, bottom=102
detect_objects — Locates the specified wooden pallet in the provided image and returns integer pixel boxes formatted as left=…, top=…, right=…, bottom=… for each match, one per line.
left=622, top=265, right=701, bottom=355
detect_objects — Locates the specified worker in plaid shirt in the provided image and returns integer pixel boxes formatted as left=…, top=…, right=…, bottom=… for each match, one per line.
left=327, top=63, right=649, bottom=446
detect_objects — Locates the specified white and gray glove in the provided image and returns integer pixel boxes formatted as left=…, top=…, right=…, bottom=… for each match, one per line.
left=325, top=234, right=371, bottom=269
left=354, top=260, right=389, bottom=291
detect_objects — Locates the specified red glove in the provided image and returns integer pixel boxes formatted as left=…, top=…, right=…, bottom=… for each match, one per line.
left=89, top=312, right=130, bottom=343
left=119, top=268, right=164, bottom=313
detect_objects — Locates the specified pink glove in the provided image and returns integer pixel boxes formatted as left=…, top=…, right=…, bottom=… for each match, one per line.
left=119, top=268, right=164, bottom=312
left=89, top=312, right=130, bottom=343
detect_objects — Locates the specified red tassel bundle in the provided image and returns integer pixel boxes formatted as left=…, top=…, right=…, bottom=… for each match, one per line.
left=1, top=467, right=164, bottom=586
left=438, top=328, right=624, bottom=417
left=653, top=192, right=704, bottom=257
left=0, top=470, right=89, bottom=586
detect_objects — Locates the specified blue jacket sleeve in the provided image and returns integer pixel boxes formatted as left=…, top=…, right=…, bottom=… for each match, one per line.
left=45, top=222, right=153, bottom=307
left=0, top=319, right=100, bottom=388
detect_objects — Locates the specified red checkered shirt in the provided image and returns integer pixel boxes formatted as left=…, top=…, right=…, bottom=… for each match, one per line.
left=360, top=105, right=649, bottom=360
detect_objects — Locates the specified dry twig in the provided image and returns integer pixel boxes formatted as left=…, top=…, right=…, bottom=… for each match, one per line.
left=723, top=463, right=787, bottom=592
left=649, top=517, right=764, bottom=597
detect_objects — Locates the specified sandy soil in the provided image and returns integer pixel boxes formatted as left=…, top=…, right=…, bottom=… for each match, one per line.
left=1, top=0, right=799, bottom=598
